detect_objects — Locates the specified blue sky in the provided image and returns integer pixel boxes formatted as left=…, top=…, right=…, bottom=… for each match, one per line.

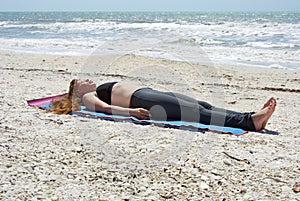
left=1, top=0, right=299, bottom=12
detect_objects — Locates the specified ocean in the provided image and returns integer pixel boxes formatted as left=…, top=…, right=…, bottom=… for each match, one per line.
left=0, top=11, right=299, bottom=69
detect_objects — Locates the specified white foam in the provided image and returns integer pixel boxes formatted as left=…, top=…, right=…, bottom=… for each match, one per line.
left=0, top=13, right=299, bottom=70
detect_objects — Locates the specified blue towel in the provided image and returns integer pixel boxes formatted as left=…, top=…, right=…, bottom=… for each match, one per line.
left=43, top=103, right=247, bottom=135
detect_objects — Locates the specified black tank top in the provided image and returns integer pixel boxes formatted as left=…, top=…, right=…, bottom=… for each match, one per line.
left=96, top=82, right=117, bottom=104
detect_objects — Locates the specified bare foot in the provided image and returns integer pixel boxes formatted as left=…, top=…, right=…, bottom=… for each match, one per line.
left=261, top=97, right=275, bottom=110
left=260, top=97, right=277, bottom=128
left=251, top=98, right=276, bottom=130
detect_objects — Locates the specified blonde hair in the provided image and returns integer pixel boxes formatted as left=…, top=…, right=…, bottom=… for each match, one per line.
left=46, top=79, right=81, bottom=114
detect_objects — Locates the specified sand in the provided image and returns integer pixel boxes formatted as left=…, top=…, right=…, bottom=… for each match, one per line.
left=0, top=50, right=299, bottom=200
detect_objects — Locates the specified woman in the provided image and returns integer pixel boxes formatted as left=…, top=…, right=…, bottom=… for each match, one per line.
left=47, top=79, right=276, bottom=131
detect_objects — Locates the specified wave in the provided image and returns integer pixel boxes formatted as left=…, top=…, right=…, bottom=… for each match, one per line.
left=0, top=11, right=299, bottom=69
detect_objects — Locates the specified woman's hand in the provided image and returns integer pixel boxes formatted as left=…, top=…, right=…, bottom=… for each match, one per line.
left=129, top=108, right=151, bottom=120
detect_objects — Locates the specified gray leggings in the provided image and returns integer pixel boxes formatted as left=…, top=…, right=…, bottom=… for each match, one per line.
left=130, top=88, right=256, bottom=130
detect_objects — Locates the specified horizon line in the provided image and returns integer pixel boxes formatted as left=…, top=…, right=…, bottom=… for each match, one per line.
left=0, top=10, right=299, bottom=12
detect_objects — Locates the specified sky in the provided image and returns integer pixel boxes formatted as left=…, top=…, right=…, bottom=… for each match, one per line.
left=0, top=0, right=299, bottom=12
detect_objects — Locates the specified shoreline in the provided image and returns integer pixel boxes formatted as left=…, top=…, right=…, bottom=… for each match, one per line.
left=1, top=50, right=300, bottom=200
left=1, top=49, right=299, bottom=71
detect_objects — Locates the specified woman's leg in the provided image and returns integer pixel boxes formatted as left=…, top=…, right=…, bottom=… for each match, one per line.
left=165, top=91, right=242, bottom=116
left=131, top=89, right=256, bottom=130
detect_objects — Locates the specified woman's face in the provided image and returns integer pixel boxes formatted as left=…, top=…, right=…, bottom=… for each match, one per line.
left=75, top=79, right=96, bottom=96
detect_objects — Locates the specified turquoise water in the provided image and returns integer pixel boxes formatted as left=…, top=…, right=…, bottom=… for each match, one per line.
left=0, top=12, right=299, bottom=69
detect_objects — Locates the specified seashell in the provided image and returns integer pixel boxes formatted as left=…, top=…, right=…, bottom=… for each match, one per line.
left=292, top=182, right=300, bottom=193
left=223, top=159, right=232, bottom=166
left=200, top=182, right=209, bottom=190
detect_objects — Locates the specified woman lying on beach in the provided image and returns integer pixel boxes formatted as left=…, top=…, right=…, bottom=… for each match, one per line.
left=47, top=79, right=276, bottom=131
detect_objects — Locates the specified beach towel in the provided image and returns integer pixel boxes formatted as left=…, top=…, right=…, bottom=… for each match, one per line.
left=27, top=94, right=248, bottom=135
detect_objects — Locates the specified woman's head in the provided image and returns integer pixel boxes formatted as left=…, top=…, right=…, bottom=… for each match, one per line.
left=74, top=79, right=97, bottom=97
left=47, top=79, right=96, bottom=114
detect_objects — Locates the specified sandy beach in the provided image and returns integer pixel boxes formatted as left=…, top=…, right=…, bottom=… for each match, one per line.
left=1, top=50, right=299, bottom=200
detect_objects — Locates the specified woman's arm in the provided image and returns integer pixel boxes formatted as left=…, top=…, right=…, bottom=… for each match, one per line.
left=82, top=92, right=150, bottom=119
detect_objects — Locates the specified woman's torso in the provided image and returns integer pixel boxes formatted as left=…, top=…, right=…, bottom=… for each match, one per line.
left=98, top=81, right=144, bottom=107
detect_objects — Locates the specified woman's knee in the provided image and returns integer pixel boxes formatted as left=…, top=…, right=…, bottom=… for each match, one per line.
left=198, top=101, right=214, bottom=110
